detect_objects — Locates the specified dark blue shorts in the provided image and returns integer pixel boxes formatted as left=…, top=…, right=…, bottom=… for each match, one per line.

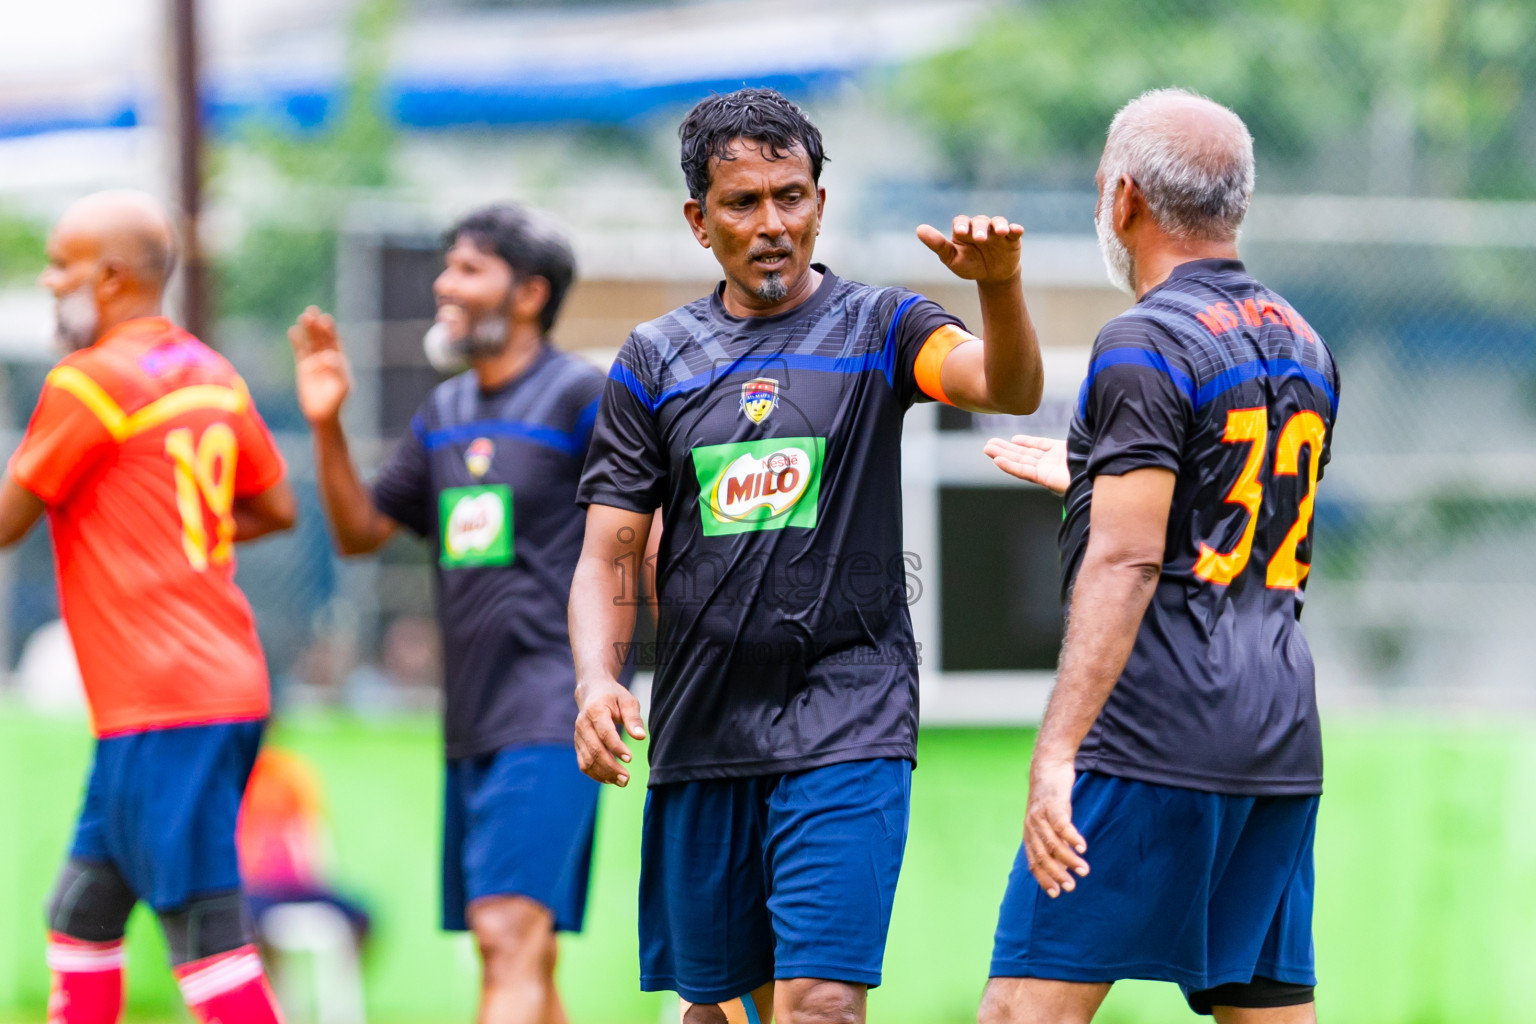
left=70, top=720, right=265, bottom=913
left=639, top=758, right=911, bottom=1004
left=990, top=771, right=1317, bottom=1005
left=441, top=743, right=600, bottom=933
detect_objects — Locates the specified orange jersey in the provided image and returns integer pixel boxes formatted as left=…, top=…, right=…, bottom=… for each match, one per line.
left=9, top=317, right=286, bottom=736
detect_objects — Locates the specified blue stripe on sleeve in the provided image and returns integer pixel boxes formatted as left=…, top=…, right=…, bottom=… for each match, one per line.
left=1078, top=347, right=1198, bottom=416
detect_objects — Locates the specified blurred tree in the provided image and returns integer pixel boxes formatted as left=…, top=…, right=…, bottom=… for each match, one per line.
left=215, top=0, right=399, bottom=329
left=897, top=0, right=1536, bottom=199
left=0, top=210, right=46, bottom=285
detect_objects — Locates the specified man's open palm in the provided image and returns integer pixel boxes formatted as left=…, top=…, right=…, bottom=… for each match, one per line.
left=916, top=215, right=1024, bottom=283
left=288, top=306, right=351, bottom=426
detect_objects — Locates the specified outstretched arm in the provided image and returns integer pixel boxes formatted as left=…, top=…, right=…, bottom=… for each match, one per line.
left=289, top=306, right=398, bottom=555
left=916, top=216, right=1045, bottom=415
left=1024, top=467, right=1174, bottom=898
left=985, top=434, right=1069, bottom=496
left=570, top=503, right=652, bottom=787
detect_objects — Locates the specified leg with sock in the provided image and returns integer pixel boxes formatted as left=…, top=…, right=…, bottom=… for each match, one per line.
left=161, top=891, right=284, bottom=1024
left=45, top=859, right=137, bottom=1024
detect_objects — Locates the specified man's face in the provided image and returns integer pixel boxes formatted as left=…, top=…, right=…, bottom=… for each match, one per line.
left=687, top=140, right=824, bottom=309
left=39, top=226, right=105, bottom=350
left=434, top=236, right=516, bottom=331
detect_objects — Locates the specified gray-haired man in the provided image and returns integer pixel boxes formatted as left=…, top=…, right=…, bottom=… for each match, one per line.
left=980, top=89, right=1339, bottom=1024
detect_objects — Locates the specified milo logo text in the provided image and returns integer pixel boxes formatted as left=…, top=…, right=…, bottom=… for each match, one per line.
left=692, top=436, right=825, bottom=537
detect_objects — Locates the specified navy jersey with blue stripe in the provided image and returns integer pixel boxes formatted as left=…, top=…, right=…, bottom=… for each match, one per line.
left=1062, top=259, right=1339, bottom=796
left=372, top=346, right=607, bottom=759
left=577, top=267, right=961, bottom=785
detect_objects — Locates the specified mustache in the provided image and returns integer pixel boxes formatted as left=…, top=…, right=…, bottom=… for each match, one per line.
left=747, top=239, right=793, bottom=260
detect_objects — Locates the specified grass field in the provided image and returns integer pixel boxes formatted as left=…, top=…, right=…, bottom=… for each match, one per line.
left=3, top=707, right=1536, bottom=1023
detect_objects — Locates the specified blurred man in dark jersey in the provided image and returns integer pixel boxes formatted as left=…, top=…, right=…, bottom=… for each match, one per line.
left=571, top=88, right=1045, bottom=1024
left=290, top=204, right=622, bottom=1024
left=981, top=89, right=1339, bottom=1024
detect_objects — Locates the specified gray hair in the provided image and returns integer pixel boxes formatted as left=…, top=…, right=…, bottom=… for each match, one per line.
left=1101, top=88, right=1255, bottom=242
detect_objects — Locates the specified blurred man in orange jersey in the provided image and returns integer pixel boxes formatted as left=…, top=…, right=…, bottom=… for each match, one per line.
left=0, top=191, right=297, bottom=1024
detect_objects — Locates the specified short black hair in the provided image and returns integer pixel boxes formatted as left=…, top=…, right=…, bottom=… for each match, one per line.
left=678, top=88, right=827, bottom=205
left=445, top=203, right=576, bottom=333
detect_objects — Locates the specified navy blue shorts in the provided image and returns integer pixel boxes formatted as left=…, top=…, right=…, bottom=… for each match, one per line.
left=70, top=720, right=265, bottom=913
left=990, top=771, right=1317, bottom=1005
left=639, top=758, right=911, bottom=1004
left=441, top=743, right=600, bottom=933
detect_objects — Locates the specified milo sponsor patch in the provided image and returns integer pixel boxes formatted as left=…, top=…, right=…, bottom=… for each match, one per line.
left=692, top=436, right=824, bottom=536
left=439, top=484, right=513, bottom=567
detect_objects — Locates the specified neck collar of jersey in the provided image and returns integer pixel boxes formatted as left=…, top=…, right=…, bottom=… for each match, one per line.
left=710, top=264, right=837, bottom=327
left=94, top=316, right=179, bottom=348
left=1142, top=258, right=1248, bottom=303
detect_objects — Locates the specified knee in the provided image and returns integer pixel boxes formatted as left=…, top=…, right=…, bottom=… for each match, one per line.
left=47, top=860, right=136, bottom=943
left=780, top=981, right=863, bottom=1024
left=977, top=985, right=1014, bottom=1024
left=469, top=897, right=556, bottom=978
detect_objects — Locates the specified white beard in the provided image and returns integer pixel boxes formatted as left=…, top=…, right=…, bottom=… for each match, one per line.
left=422, top=314, right=510, bottom=375
left=1095, top=185, right=1136, bottom=296
left=54, top=285, right=99, bottom=351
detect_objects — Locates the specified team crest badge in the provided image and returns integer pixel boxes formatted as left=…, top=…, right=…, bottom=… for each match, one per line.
left=740, top=378, right=780, bottom=424
left=465, top=437, right=494, bottom=478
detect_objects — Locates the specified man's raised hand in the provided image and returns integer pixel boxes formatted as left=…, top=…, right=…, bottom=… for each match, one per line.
left=985, top=434, right=1069, bottom=496
left=916, top=215, right=1024, bottom=284
left=574, top=676, right=647, bottom=787
left=288, top=306, right=351, bottom=426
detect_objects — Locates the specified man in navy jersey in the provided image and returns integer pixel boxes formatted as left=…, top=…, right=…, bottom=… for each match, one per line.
left=980, top=89, right=1339, bottom=1024
left=570, top=88, right=1045, bottom=1024
left=289, top=204, right=618, bottom=1024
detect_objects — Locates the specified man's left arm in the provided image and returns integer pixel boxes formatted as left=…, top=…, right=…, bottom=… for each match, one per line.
left=1023, top=467, right=1174, bottom=899
left=0, top=476, right=45, bottom=547
left=915, top=215, right=1045, bottom=415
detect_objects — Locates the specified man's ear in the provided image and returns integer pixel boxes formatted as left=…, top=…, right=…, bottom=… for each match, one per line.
left=684, top=198, right=711, bottom=249
left=1113, top=174, right=1140, bottom=235
left=513, top=275, right=552, bottom=325
left=95, top=257, right=127, bottom=302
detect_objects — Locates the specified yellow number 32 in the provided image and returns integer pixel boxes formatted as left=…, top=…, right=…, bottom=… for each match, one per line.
left=164, top=424, right=239, bottom=571
left=1193, top=407, right=1327, bottom=590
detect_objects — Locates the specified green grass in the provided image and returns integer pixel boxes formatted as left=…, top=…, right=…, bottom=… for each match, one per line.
left=4, top=709, right=1536, bottom=1022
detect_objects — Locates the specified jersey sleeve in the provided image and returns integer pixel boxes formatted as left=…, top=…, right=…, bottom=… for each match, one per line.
left=8, top=370, right=117, bottom=505
left=576, top=336, right=668, bottom=514
left=887, top=290, right=971, bottom=408
left=568, top=369, right=606, bottom=461
left=1081, top=321, right=1194, bottom=479
left=370, top=419, right=433, bottom=538
left=232, top=386, right=287, bottom=498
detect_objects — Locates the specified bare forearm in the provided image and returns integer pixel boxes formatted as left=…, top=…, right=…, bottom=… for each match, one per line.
left=570, top=553, right=639, bottom=687
left=976, top=273, right=1044, bottom=415
left=1035, top=556, right=1160, bottom=763
left=311, top=419, right=393, bottom=554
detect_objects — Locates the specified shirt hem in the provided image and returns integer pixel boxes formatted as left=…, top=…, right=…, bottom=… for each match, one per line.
left=444, top=729, right=575, bottom=761
left=1074, top=754, right=1322, bottom=797
left=94, top=708, right=269, bottom=739
left=646, top=742, right=916, bottom=787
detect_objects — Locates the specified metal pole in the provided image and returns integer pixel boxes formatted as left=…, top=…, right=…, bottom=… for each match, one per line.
left=168, top=0, right=208, bottom=342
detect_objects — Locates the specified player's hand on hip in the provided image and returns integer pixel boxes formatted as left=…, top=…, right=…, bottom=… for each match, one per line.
left=288, top=306, right=352, bottom=426
left=574, top=676, right=646, bottom=787
left=985, top=435, right=1069, bottom=496
left=1024, top=756, right=1089, bottom=898
left=916, top=215, right=1024, bottom=284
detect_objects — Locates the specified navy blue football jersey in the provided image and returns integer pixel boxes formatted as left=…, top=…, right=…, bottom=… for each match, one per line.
left=372, top=346, right=613, bottom=759
left=577, top=267, right=965, bottom=785
left=1062, top=258, right=1339, bottom=796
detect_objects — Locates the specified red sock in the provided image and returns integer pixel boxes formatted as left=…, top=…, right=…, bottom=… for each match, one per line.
left=46, top=933, right=125, bottom=1024
left=173, top=946, right=284, bottom=1024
